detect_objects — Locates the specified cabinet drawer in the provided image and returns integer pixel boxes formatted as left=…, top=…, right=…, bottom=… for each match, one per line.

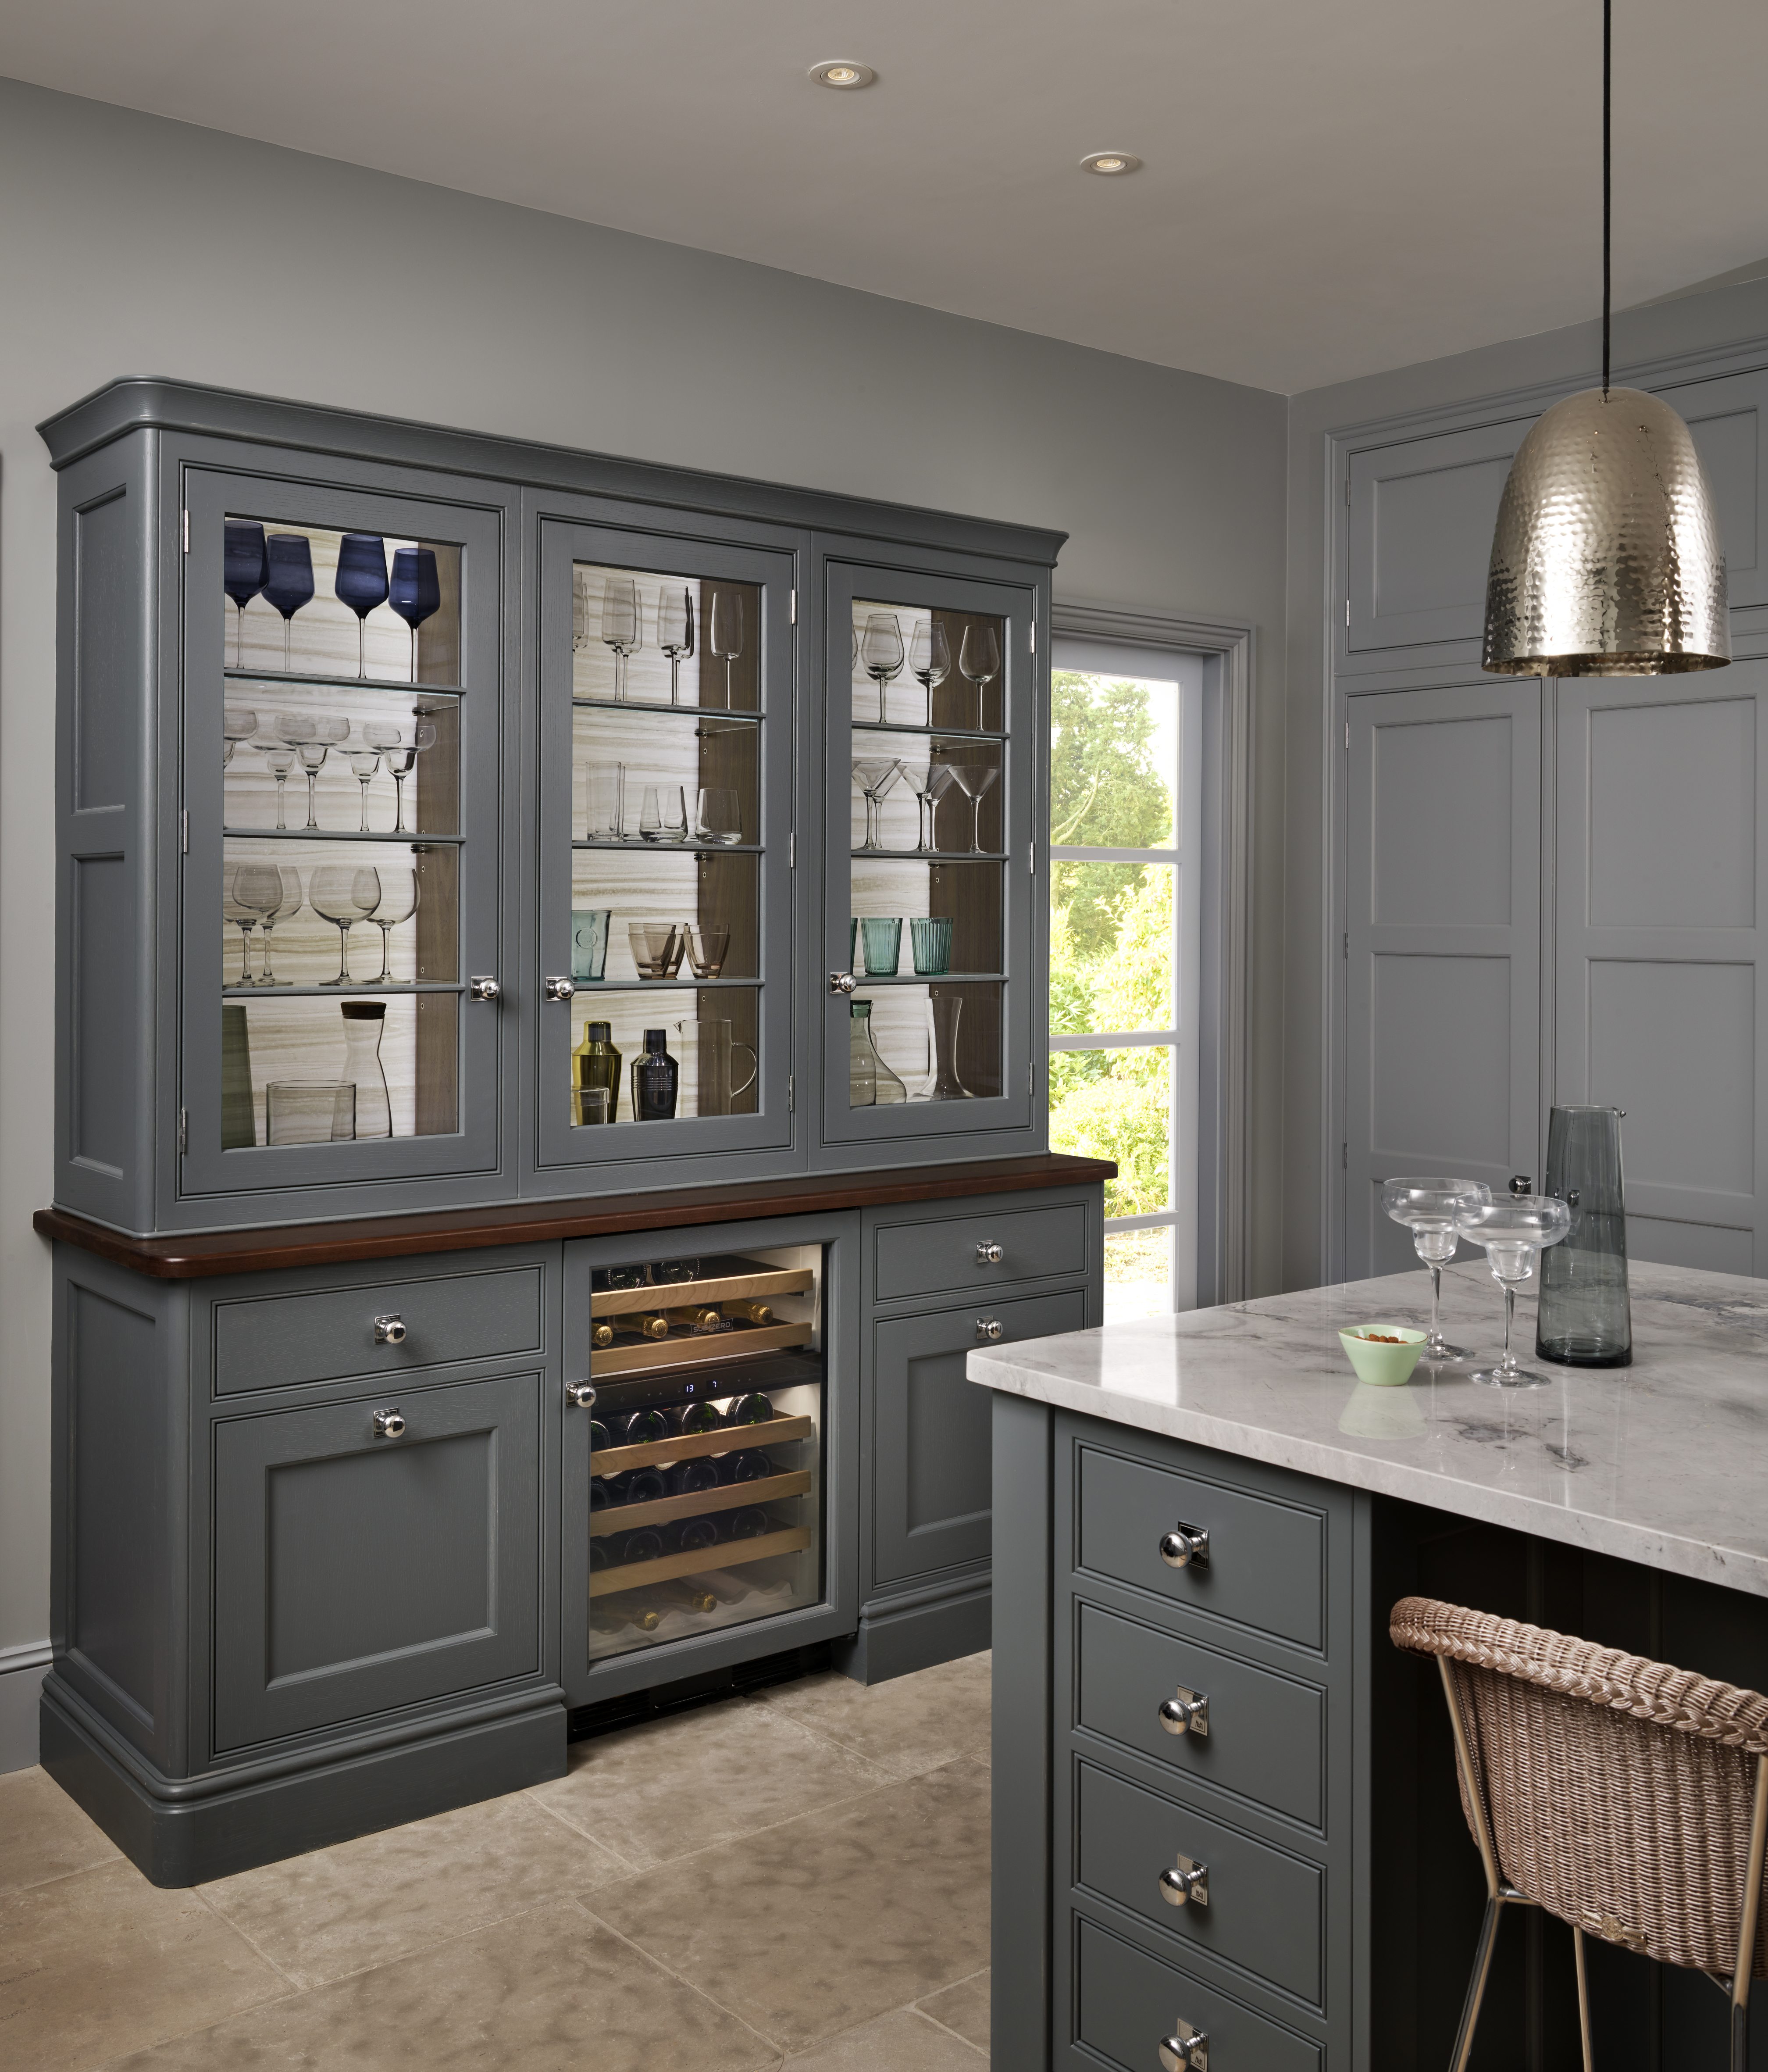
left=1072, top=1916, right=1320, bottom=2072
left=1076, top=1603, right=1324, bottom=1830
left=874, top=1201, right=1087, bottom=1301
left=1076, top=1761, right=1322, bottom=2006
left=212, top=1264, right=544, bottom=1395
left=1077, top=1444, right=1325, bottom=1651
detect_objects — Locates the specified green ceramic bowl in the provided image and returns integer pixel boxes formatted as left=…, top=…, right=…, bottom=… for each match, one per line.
left=1337, top=1324, right=1427, bottom=1387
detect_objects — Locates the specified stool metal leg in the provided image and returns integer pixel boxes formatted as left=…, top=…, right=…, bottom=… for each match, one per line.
left=1448, top=1896, right=1508, bottom=2072
left=1571, top=1924, right=1594, bottom=2072
left=1732, top=1755, right=1768, bottom=2072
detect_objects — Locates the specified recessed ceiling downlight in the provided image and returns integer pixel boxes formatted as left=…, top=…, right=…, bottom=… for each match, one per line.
left=1080, top=151, right=1141, bottom=176
left=810, top=60, right=876, bottom=89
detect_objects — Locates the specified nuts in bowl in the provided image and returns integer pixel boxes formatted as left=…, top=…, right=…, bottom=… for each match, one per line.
left=1337, top=1323, right=1428, bottom=1387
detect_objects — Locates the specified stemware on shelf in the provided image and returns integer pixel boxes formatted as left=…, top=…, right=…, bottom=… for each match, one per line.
left=859, top=917, right=902, bottom=975
left=958, top=622, right=1001, bottom=729
left=367, top=867, right=419, bottom=986
left=277, top=713, right=349, bottom=831
left=657, top=586, right=695, bottom=706
left=938, top=761, right=1000, bottom=854
left=235, top=863, right=303, bottom=988
left=910, top=915, right=953, bottom=975
left=860, top=611, right=905, bottom=724
left=849, top=997, right=906, bottom=1105
left=684, top=923, right=729, bottom=979
left=918, top=994, right=973, bottom=1100
left=1380, top=1176, right=1493, bottom=1360
left=572, top=567, right=593, bottom=654
left=911, top=760, right=955, bottom=853
left=222, top=707, right=258, bottom=828
left=389, top=547, right=442, bottom=684
left=223, top=522, right=267, bottom=668
left=709, top=591, right=744, bottom=709
left=694, top=787, right=741, bottom=846
left=851, top=757, right=902, bottom=853
left=363, top=721, right=437, bottom=834
left=260, top=535, right=315, bottom=670
left=909, top=620, right=951, bottom=727
left=222, top=867, right=262, bottom=986
left=266, top=1082, right=356, bottom=1146
left=310, top=864, right=382, bottom=987
left=346, top=749, right=382, bottom=831
left=334, top=534, right=389, bottom=680
left=629, top=922, right=681, bottom=980
left=601, top=575, right=640, bottom=702
left=258, top=742, right=298, bottom=829
left=1452, top=1195, right=1573, bottom=1390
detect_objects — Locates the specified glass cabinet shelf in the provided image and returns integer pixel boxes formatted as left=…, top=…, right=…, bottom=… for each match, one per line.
left=850, top=722, right=1003, bottom=743
left=226, top=668, right=465, bottom=697
left=572, top=697, right=765, bottom=720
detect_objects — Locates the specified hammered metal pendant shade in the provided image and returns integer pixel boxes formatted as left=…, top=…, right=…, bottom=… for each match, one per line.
left=1482, top=385, right=1731, bottom=676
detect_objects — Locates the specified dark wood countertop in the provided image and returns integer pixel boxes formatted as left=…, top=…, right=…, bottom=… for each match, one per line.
left=34, top=1153, right=1115, bottom=1280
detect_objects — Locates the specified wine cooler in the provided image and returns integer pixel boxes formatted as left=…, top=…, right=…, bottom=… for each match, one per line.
left=587, top=1245, right=826, bottom=1661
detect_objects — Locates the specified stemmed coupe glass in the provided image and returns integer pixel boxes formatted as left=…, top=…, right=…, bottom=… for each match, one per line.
left=347, top=747, right=383, bottom=831
left=860, top=612, right=905, bottom=724
left=275, top=714, right=350, bottom=830
left=658, top=586, right=695, bottom=705
left=601, top=576, right=639, bottom=702
left=260, top=535, right=315, bottom=670
left=909, top=620, right=950, bottom=726
left=367, top=867, right=419, bottom=985
left=1381, top=1177, right=1491, bottom=1360
left=709, top=591, right=744, bottom=709
left=223, top=522, right=267, bottom=668
left=258, top=741, right=298, bottom=829
left=389, top=547, right=442, bottom=684
left=937, top=761, right=999, bottom=854
left=334, top=535, right=389, bottom=680
left=310, top=865, right=382, bottom=987
left=958, top=622, right=1001, bottom=729
left=851, top=757, right=902, bottom=852
left=222, top=868, right=262, bottom=986
left=1453, top=1195, right=1573, bottom=1389
left=363, top=722, right=438, bottom=834
left=223, top=707, right=257, bottom=829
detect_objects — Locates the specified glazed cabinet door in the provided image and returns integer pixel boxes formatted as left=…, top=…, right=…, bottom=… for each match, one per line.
left=822, top=555, right=1038, bottom=1152
left=178, top=467, right=510, bottom=1207
left=531, top=511, right=798, bottom=1180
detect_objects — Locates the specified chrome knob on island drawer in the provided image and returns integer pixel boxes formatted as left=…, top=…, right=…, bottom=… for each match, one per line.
left=542, top=975, right=575, bottom=1002
left=1158, top=2022, right=1208, bottom=2072
left=468, top=975, right=501, bottom=1002
left=371, top=1408, right=406, bottom=1439
left=1158, top=1521, right=1210, bottom=1570
left=565, top=1382, right=598, bottom=1409
left=1158, top=1855, right=1210, bottom=1908
left=975, top=1242, right=1005, bottom=1265
left=976, top=1318, right=1005, bottom=1340
left=374, top=1315, right=407, bottom=1345
left=1158, top=1685, right=1209, bottom=1737
left=829, top=971, right=857, bottom=994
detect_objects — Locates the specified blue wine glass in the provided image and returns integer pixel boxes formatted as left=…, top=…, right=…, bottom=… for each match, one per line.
left=260, top=534, right=315, bottom=672
left=388, top=547, right=442, bottom=684
left=223, top=522, right=267, bottom=669
left=334, top=534, right=389, bottom=679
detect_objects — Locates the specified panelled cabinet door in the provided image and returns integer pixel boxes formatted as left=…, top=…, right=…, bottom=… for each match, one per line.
left=532, top=515, right=798, bottom=1174
left=180, top=470, right=507, bottom=1200
left=1649, top=366, right=1768, bottom=613
left=823, top=558, right=1036, bottom=1148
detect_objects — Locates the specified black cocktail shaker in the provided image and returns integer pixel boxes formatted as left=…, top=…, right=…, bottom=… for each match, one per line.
left=1536, top=1105, right=1631, bottom=1367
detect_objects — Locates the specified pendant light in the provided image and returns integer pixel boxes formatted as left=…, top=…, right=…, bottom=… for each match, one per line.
left=1482, top=0, right=1729, bottom=677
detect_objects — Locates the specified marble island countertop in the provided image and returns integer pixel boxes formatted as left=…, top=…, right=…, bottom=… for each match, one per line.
left=969, top=1258, right=1768, bottom=1596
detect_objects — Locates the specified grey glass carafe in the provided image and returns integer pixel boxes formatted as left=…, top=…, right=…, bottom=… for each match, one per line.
left=1536, top=1105, right=1632, bottom=1367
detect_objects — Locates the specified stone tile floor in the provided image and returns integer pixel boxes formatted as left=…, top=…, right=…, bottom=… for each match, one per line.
left=0, top=1652, right=992, bottom=2072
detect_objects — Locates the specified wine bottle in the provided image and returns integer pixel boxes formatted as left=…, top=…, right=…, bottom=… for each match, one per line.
left=660, top=1515, right=721, bottom=1556
left=593, top=1262, right=650, bottom=1292
left=589, top=1475, right=612, bottom=1511
left=725, top=1450, right=774, bottom=1485
left=608, top=1406, right=670, bottom=1444
left=667, top=1398, right=725, bottom=1435
left=591, top=1320, right=615, bottom=1349
left=612, top=1313, right=670, bottom=1341
left=589, top=1540, right=610, bottom=1572
left=609, top=1526, right=664, bottom=1565
left=724, top=1390, right=775, bottom=1426
left=664, top=1457, right=723, bottom=1497
left=606, top=1466, right=669, bottom=1506
left=664, top=1306, right=730, bottom=1333
left=653, top=1579, right=717, bottom=1614
left=593, top=1598, right=660, bottom=1633
left=588, top=1417, right=611, bottom=1450
left=722, top=1299, right=775, bottom=1325
left=722, top=1508, right=771, bottom=1541
left=652, top=1256, right=700, bottom=1284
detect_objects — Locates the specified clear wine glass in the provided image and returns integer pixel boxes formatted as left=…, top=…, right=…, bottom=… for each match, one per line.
left=310, top=865, right=381, bottom=987
left=221, top=866, right=262, bottom=986
left=334, top=535, right=389, bottom=680
left=364, top=721, right=438, bottom=834
left=851, top=757, right=903, bottom=853
left=601, top=575, right=640, bottom=702
left=658, top=586, right=695, bottom=706
left=938, top=761, right=1000, bottom=854
left=257, top=743, right=297, bottom=829
left=238, top=864, right=303, bottom=987
left=710, top=591, right=744, bottom=709
left=223, top=707, right=258, bottom=829
left=908, top=620, right=950, bottom=726
left=1381, top=1177, right=1492, bottom=1359
left=223, top=522, right=267, bottom=668
left=367, top=867, right=419, bottom=985
left=388, top=547, right=442, bottom=684
left=346, top=748, right=382, bottom=831
left=277, top=713, right=349, bottom=830
left=572, top=566, right=593, bottom=654
left=861, top=611, right=905, bottom=724
left=958, top=622, right=1001, bottom=729
left=1453, top=1196, right=1573, bottom=1389
left=260, top=535, right=315, bottom=670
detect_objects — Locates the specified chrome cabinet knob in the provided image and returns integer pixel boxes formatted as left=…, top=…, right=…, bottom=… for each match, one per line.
left=372, top=1408, right=406, bottom=1439
left=374, top=1314, right=407, bottom=1345
left=565, top=1382, right=598, bottom=1409
left=1158, top=2022, right=1208, bottom=2072
left=543, top=975, right=576, bottom=1002
left=469, top=975, right=501, bottom=1002
left=976, top=1318, right=1005, bottom=1341
left=976, top=1242, right=1005, bottom=1265
left=830, top=971, right=857, bottom=994
left=1159, top=1521, right=1210, bottom=1570
left=1158, top=1856, right=1210, bottom=1908
left=1158, top=1686, right=1209, bottom=1738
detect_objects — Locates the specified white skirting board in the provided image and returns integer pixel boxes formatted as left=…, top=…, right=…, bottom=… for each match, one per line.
left=0, top=1641, right=50, bottom=1772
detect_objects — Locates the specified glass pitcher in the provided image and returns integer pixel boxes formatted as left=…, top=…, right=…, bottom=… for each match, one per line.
left=671, top=1018, right=757, bottom=1116
left=1536, top=1104, right=1632, bottom=1367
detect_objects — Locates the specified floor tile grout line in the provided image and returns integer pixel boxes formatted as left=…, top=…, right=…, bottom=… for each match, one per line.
left=571, top=1893, right=792, bottom=2059
left=520, top=1786, right=647, bottom=1872
left=923, top=1963, right=991, bottom=1994
left=908, top=2003, right=991, bottom=2058
left=0, top=1853, right=128, bottom=1899
left=189, top=1883, right=337, bottom=1995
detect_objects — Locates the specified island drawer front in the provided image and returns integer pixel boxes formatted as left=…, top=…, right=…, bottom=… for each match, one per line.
left=1076, top=1603, right=1325, bottom=1830
left=212, top=1264, right=545, bottom=1395
left=1076, top=1762, right=1323, bottom=2007
left=1076, top=1443, right=1325, bottom=1652
left=1070, top=1915, right=1321, bottom=2072
left=873, top=1200, right=1087, bottom=1301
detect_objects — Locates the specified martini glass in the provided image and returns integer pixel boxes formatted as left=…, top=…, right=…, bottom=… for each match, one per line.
left=851, top=757, right=902, bottom=852
left=939, top=761, right=999, bottom=854
left=1453, top=1196, right=1572, bottom=1389
left=1381, top=1177, right=1491, bottom=1359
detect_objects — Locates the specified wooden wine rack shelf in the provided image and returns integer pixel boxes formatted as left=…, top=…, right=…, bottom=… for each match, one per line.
left=589, top=1468, right=812, bottom=1536
left=591, top=1413, right=813, bottom=1477
left=591, top=1264, right=814, bottom=1318
left=589, top=1526, right=813, bottom=1598
left=592, top=1321, right=812, bottom=1376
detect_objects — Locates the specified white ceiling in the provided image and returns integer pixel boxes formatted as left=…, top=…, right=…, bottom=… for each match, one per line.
left=5, top=0, right=1767, bottom=393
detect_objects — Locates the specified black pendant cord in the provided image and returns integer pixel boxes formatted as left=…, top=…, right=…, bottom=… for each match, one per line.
left=1602, top=0, right=1611, bottom=397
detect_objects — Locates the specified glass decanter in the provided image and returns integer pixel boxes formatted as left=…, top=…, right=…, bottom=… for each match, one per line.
left=849, top=998, right=906, bottom=1106
left=917, top=994, right=973, bottom=1100
left=339, top=1001, right=392, bottom=1139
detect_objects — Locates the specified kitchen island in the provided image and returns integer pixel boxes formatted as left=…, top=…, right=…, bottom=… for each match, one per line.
left=973, top=1259, right=1768, bottom=2072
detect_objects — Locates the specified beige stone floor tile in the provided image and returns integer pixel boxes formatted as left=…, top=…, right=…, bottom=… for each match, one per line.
left=0, top=1768, right=122, bottom=1896
left=199, top=1787, right=628, bottom=1990
left=588, top=1756, right=991, bottom=2052
left=785, top=2007, right=985, bottom=2072
left=528, top=1696, right=893, bottom=1869
left=0, top=1858, right=288, bottom=2072
left=94, top=1901, right=782, bottom=2072
left=916, top=1969, right=990, bottom=2052
left=754, top=1653, right=992, bottom=1779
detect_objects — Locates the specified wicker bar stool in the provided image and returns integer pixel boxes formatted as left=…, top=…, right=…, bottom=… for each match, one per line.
left=1390, top=1596, right=1768, bottom=2072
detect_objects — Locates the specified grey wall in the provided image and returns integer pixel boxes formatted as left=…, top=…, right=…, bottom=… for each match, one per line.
left=0, top=78, right=1288, bottom=1766
left=1282, top=273, right=1768, bottom=1293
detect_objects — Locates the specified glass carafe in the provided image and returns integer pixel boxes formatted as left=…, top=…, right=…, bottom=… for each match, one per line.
left=918, top=993, right=973, bottom=1100
left=672, top=1018, right=757, bottom=1116
left=1536, top=1105, right=1632, bottom=1367
left=849, top=998, right=906, bottom=1105
left=339, top=1001, right=391, bottom=1139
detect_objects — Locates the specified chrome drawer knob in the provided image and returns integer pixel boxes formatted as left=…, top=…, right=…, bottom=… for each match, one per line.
left=468, top=975, right=501, bottom=1002
left=372, top=1408, right=406, bottom=1440
left=830, top=971, right=857, bottom=994
left=1159, top=2022, right=1208, bottom=2072
left=565, top=1382, right=598, bottom=1409
left=374, top=1314, right=407, bottom=1345
left=543, top=975, right=576, bottom=1002
left=1158, top=1856, right=1210, bottom=1908
left=1158, top=1521, right=1210, bottom=1570
left=976, top=1242, right=1005, bottom=1264
left=1158, top=1686, right=1209, bottom=1738
left=976, top=1318, right=1005, bottom=1340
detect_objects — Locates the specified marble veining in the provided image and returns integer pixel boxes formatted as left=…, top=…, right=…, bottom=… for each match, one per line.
left=968, top=1259, right=1768, bottom=1596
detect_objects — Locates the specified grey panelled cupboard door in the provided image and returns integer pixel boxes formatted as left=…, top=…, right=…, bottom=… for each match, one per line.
left=1555, top=670, right=1768, bottom=1275
left=1344, top=682, right=1542, bottom=1276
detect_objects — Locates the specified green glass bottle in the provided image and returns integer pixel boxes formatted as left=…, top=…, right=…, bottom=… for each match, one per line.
left=573, top=1019, right=621, bottom=1124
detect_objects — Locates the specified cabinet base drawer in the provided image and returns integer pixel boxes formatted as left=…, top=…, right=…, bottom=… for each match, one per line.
left=874, top=1200, right=1087, bottom=1300
left=1071, top=1915, right=1321, bottom=2072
